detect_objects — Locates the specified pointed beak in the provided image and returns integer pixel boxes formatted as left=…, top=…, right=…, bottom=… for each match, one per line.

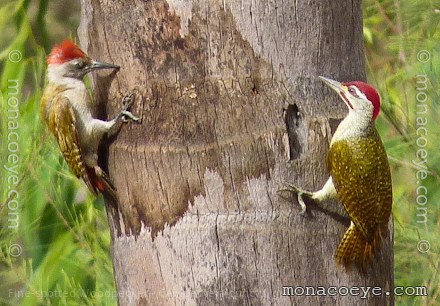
left=89, top=60, right=120, bottom=71
left=319, top=76, right=345, bottom=93
left=319, top=76, right=352, bottom=109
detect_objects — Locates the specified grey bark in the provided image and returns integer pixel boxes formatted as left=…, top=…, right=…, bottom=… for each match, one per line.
left=78, top=0, right=393, bottom=305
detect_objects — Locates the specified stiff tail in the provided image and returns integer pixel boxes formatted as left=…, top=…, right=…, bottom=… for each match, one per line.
left=85, top=166, right=118, bottom=206
left=335, top=222, right=384, bottom=271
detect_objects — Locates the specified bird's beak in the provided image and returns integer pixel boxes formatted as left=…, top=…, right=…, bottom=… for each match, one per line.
left=319, top=76, right=352, bottom=109
left=319, top=76, right=346, bottom=93
left=89, top=60, right=120, bottom=71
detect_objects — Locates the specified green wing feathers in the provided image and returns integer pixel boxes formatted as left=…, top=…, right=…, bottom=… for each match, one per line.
left=326, top=129, right=392, bottom=269
left=46, top=96, right=97, bottom=195
left=40, top=86, right=118, bottom=205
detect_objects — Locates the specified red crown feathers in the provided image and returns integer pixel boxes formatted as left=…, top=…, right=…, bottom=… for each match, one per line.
left=46, top=40, right=86, bottom=65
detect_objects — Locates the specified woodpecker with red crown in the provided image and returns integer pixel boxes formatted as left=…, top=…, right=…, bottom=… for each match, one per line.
left=40, top=40, right=140, bottom=203
left=284, top=76, right=392, bottom=271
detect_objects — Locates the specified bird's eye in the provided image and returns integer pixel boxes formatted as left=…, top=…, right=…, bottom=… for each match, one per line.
left=348, top=86, right=358, bottom=97
left=75, top=61, right=85, bottom=69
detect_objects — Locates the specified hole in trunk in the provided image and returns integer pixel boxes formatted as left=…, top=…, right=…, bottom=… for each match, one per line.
left=284, top=103, right=306, bottom=160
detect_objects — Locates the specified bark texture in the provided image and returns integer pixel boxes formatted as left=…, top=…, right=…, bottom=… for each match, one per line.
left=78, top=0, right=393, bottom=305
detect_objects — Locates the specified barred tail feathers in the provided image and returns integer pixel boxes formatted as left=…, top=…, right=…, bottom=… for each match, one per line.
left=335, top=222, right=384, bottom=271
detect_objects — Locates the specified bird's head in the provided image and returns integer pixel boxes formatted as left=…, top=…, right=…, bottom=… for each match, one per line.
left=319, top=76, right=380, bottom=121
left=46, top=40, right=119, bottom=80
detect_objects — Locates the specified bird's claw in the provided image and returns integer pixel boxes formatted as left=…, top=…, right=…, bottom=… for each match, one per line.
left=121, top=93, right=135, bottom=110
left=119, top=93, right=140, bottom=123
left=121, top=110, right=140, bottom=123
left=279, top=184, right=310, bottom=215
left=297, top=192, right=307, bottom=215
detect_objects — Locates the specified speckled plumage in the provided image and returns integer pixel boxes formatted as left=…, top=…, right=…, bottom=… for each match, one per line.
left=40, top=83, right=116, bottom=197
left=39, top=40, right=127, bottom=202
left=326, top=124, right=392, bottom=269
left=282, top=77, right=392, bottom=272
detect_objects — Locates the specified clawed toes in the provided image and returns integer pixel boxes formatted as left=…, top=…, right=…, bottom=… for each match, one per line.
left=279, top=184, right=309, bottom=214
left=297, top=194, right=307, bottom=215
left=119, top=92, right=141, bottom=123
left=121, top=93, right=135, bottom=110
left=121, top=110, right=140, bottom=123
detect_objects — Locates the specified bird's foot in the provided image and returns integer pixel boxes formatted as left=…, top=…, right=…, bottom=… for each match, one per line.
left=279, top=184, right=313, bottom=215
left=120, top=110, right=140, bottom=123
left=119, top=93, right=140, bottom=123
left=121, top=93, right=135, bottom=110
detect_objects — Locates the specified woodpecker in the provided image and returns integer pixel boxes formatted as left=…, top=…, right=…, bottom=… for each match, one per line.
left=284, top=76, right=392, bottom=271
left=40, top=39, right=139, bottom=203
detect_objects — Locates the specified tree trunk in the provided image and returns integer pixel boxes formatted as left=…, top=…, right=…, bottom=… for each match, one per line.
left=79, top=1, right=393, bottom=305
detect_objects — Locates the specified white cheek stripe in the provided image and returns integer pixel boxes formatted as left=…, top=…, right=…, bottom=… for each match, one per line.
left=353, top=87, right=367, bottom=100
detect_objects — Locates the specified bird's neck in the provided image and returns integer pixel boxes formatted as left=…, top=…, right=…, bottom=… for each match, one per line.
left=47, top=65, right=84, bottom=88
left=45, top=67, right=91, bottom=116
left=46, top=66, right=88, bottom=101
left=331, top=111, right=374, bottom=144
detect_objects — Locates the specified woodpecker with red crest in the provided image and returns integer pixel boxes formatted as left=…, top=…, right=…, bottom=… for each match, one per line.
left=284, top=76, right=392, bottom=271
left=40, top=40, right=140, bottom=203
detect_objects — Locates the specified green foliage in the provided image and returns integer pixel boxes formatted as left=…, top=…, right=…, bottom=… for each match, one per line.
left=0, top=1, right=116, bottom=305
left=364, top=0, right=440, bottom=304
left=0, top=0, right=438, bottom=305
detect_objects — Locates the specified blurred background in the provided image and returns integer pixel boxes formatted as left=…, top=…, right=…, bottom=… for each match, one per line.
left=0, top=0, right=438, bottom=305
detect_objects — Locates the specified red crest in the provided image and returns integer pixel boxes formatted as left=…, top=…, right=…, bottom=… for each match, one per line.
left=47, top=40, right=86, bottom=65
